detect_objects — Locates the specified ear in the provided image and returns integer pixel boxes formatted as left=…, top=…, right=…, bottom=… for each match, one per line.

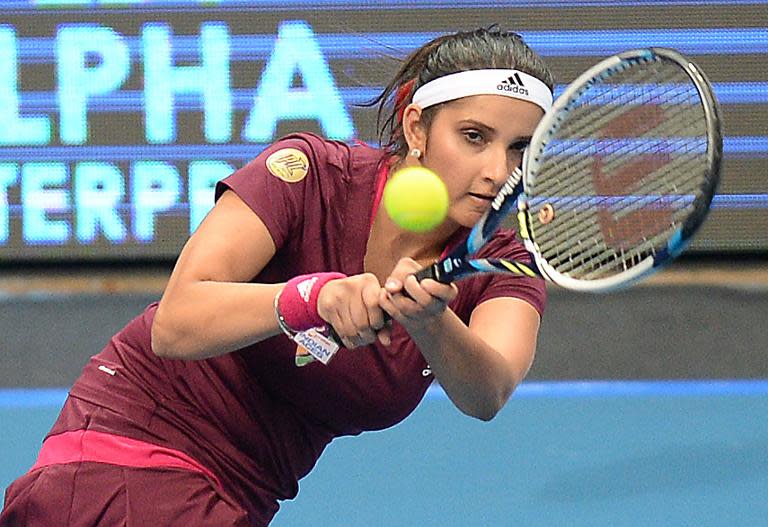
left=401, top=103, right=428, bottom=155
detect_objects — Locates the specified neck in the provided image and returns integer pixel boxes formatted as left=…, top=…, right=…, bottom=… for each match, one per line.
left=369, top=205, right=458, bottom=262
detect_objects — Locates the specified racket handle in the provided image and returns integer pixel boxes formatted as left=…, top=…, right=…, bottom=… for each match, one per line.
left=414, top=261, right=452, bottom=283
left=327, top=324, right=344, bottom=345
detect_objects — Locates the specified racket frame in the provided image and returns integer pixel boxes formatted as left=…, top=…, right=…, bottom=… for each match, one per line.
left=519, top=47, right=722, bottom=292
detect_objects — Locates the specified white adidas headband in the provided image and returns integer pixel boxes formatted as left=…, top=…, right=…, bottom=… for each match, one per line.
left=411, top=69, right=553, bottom=113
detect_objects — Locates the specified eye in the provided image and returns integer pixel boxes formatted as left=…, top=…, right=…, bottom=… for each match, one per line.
left=510, top=140, right=530, bottom=152
left=462, top=129, right=484, bottom=144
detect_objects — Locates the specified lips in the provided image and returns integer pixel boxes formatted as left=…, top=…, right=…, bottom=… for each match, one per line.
left=468, top=192, right=494, bottom=201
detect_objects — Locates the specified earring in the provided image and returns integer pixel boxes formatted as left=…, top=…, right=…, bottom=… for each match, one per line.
left=409, top=148, right=422, bottom=159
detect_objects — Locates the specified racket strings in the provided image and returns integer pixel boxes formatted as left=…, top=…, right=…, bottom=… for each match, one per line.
left=539, top=148, right=705, bottom=276
left=536, top=68, right=706, bottom=195
left=529, top=57, right=711, bottom=279
left=541, top=179, right=700, bottom=277
left=554, top=68, right=684, bottom=140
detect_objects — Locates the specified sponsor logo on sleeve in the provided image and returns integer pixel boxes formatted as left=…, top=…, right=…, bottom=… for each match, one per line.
left=266, top=148, right=310, bottom=183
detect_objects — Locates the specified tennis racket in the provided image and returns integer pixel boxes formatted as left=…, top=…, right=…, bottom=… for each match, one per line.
left=308, top=47, right=722, bottom=362
left=415, top=46, right=722, bottom=291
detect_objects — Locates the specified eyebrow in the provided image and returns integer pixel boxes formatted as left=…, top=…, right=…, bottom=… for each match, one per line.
left=459, top=119, right=495, bottom=134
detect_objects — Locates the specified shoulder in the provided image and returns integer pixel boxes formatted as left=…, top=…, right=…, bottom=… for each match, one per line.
left=247, top=133, right=384, bottom=183
left=215, top=133, right=384, bottom=202
left=273, top=132, right=382, bottom=166
left=252, top=132, right=344, bottom=180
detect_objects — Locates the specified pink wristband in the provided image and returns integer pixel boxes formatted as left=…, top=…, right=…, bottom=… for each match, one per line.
left=276, top=272, right=347, bottom=333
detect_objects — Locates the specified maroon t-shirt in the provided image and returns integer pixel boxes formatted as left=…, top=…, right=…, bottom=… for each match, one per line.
left=61, top=133, right=546, bottom=525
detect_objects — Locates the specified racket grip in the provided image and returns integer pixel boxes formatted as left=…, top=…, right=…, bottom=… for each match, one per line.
left=414, top=262, right=451, bottom=283
left=327, top=324, right=344, bottom=345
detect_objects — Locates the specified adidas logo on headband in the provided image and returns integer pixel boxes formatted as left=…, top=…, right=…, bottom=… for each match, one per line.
left=497, top=73, right=529, bottom=96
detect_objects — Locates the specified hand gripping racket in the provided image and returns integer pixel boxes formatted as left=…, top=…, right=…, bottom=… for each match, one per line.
left=307, top=47, right=722, bottom=363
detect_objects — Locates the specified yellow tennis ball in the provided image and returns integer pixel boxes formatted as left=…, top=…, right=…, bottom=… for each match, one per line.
left=383, top=166, right=449, bottom=232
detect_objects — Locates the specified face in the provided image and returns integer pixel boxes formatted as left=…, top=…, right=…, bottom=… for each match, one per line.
left=413, top=95, right=544, bottom=228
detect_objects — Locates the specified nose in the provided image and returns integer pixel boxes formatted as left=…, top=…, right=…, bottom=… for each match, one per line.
left=482, top=146, right=512, bottom=187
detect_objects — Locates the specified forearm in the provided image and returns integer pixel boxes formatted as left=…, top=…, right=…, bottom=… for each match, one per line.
left=152, top=281, right=284, bottom=360
left=407, top=310, right=521, bottom=421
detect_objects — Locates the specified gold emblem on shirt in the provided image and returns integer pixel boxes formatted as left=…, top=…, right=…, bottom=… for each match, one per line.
left=266, top=148, right=309, bottom=183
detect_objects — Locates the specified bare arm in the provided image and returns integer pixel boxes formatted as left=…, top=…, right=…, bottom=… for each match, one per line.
left=408, top=296, right=539, bottom=421
left=152, top=189, right=392, bottom=359
left=151, top=190, right=285, bottom=359
left=381, top=260, right=540, bottom=421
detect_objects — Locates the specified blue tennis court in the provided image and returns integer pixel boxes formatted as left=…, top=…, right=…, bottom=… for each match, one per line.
left=4, top=382, right=767, bottom=526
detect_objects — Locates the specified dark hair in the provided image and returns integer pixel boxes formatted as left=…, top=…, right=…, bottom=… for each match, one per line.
left=368, top=27, right=555, bottom=158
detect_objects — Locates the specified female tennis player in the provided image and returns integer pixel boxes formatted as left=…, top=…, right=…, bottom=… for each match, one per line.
left=1, top=27, right=553, bottom=526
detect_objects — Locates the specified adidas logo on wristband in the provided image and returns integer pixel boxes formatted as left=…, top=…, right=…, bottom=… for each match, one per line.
left=296, top=276, right=318, bottom=303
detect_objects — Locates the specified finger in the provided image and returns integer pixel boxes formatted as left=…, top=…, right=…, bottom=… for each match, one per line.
left=402, top=274, right=433, bottom=306
left=419, top=279, right=459, bottom=303
left=342, top=301, right=375, bottom=347
left=344, top=337, right=363, bottom=350
left=328, top=301, right=360, bottom=349
left=347, top=280, right=383, bottom=343
left=323, top=304, right=345, bottom=334
left=332, top=288, right=377, bottom=347
left=385, top=289, right=422, bottom=321
left=377, top=326, right=392, bottom=346
left=337, top=325, right=358, bottom=349
left=362, top=285, right=386, bottom=331
left=350, top=306, right=377, bottom=343
left=386, top=258, right=422, bottom=285
left=384, top=278, right=402, bottom=294
left=338, top=322, right=369, bottom=349
left=315, top=284, right=339, bottom=323
left=332, top=326, right=357, bottom=350
left=379, top=288, right=402, bottom=319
